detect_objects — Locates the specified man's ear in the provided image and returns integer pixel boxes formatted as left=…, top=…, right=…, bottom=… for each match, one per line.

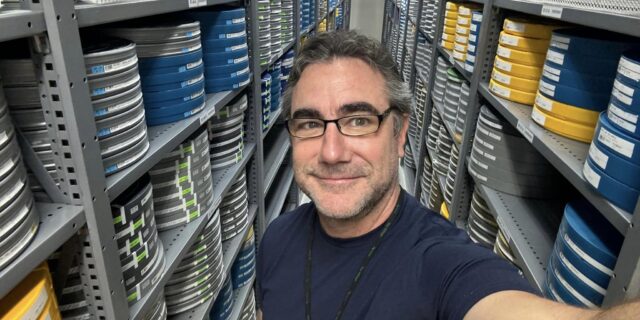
left=397, top=114, right=410, bottom=157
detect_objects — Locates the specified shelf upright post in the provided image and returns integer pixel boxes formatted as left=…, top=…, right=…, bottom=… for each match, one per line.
left=412, top=0, right=447, bottom=201
left=32, top=0, right=129, bottom=318
left=604, top=200, right=640, bottom=306
left=246, top=0, right=268, bottom=240
left=405, top=0, right=423, bottom=195
left=448, top=0, right=501, bottom=226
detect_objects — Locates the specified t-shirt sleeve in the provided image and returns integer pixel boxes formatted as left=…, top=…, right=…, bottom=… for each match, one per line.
left=420, top=227, right=537, bottom=320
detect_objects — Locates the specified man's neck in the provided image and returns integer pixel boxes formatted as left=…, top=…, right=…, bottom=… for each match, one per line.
left=317, top=184, right=402, bottom=239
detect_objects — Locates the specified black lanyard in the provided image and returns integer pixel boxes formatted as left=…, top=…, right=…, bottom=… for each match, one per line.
left=304, top=192, right=403, bottom=320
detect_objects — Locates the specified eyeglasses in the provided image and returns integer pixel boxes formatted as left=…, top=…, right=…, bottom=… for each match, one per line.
left=285, top=107, right=396, bottom=139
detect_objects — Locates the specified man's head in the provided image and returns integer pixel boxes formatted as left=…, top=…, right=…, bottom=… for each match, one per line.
left=284, top=30, right=412, bottom=221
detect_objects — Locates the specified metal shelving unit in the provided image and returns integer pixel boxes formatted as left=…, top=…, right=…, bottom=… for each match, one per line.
left=227, top=276, right=257, bottom=320
left=383, top=0, right=640, bottom=305
left=476, top=184, right=562, bottom=292
left=0, top=0, right=353, bottom=318
left=266, top=166, right=295, bottom=225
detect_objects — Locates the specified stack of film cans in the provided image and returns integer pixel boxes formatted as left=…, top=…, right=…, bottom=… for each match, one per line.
left=465, top=10, right=482, bottom=73
left=220, top=172, right=249, bottom=242
left=420, top=0, right=438, bottom=40
left=435, top=126, right=453, bottom=177
left=281, top=0, right=295, bottom=46
left=104, top=19, right=206, bottom=126
left=240, top=289, right=257, bottom=320
left=494, top=227, right=517, bottom=266
left=49, top=253, right=91, bottom=319
left=300, top=0, right=311, bottom=31
left=466, top=188, right=498, bottom=248
left=164, top=210, right=224, bottom=315
left=209, top=276, right=233, bottom=320
left=270, top=0, right=283, bottom=55
left=280, top=49, right=294, bottom=92
left=111, top=174, right=165, bottom=306
left=411, top=75, right=428, bottom=147
left=426, top=108, right=443, bottom=160
left=454, top=82, right=471, bottom=144
left=0, top=263, right=61, bottom=320
left=261, top=74, right=272, bottom=130
left=404, top=142, right=416, bottom=169
left=0, top=51, right=58, bottom=199
left=207, top=94, right=247, bottom=170
left=149, top=127, right=215, bottom=231
left=584, top=51, right=640, bottom=213
left=443, top=144, right=459, bottom=209
left=419, top=155, right=433, bottom=206
left=231, top=227, right=255, bottom=289
left=82, top=36, right=150, bottom=176
left=432, top=57, right=449, bottom=104
left=258, top=0, right=271, bottom=66
left=191, top=8, right=251, bottom=94
left=442, top=68, right=465, bottom=144
left=468, top=106, right=561, bottom=199
left=0, top=85, right=39, bottom=271
left=545, top=200, right=622, bottom=308
left=269, top=61, right=282, bottom=114
left=143, top=292, right=168, bottom=320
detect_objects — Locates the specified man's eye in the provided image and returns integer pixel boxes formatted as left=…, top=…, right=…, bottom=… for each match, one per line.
left=297, top=120, right=322, bottom=130
left=347, top=117, right=372, bottom=127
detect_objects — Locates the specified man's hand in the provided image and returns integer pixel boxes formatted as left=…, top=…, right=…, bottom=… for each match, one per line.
left=465, top=290, right=640, bottom=320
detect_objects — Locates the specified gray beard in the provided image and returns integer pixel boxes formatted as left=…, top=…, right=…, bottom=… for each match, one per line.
left=297, top=164, right=398, bottom=222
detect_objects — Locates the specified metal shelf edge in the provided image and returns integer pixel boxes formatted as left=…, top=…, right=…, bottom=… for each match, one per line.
left=107, top=87, right=246, bottom=200
left=266, top=166, right=294, bottom=226
left=478, top=82, right=632, bottom=234
left=76, top=0, right=239, bottom=28
left=261, top=39, right=296, bottom=74
left=262, top=107, right=284, bottom=140
left=228, top=275, right=256, bottom=320
left=0, top=203, right=84, bottom=299
left=0, top=9, right=46, bottom=42
left=436, top=45, right=471, bottom=82
left=264, top=130, right=291, bottom=194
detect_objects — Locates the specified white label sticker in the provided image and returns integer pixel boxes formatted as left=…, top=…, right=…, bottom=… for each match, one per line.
left=99, top=56, right=137, bottom=74
left=543, top=70, right=560, bottom=82
left=199, top=106, right=216, bottom=125
left=490, top=81, right=510, bottom=98
left=598, top=126, right=635, bottom=158
left=620, top=56, right=640, bottom=75
left=500, top=33, right=519, bottom=47
left=227, top=31, right=246, bottom=39
left=608, top=112, right=637, bottom=133
left=497, top=46, right=511, bottom=59
left=583, top=161, right=601, bottom=188
left=467, top=54, right=476, bottom=63
left=609, top=103, right=638, bottom=124
left=230, top=43, right=248, bottom=51
left=535, top=93, right=553, bottom=111
left=234, top=55, right=249, bottom=64
left=449, top=54, right=455, bottom=64
left=188, top=0, right=207, bottom=7
left=550, top=40, right=569, bottom=51
left=495, top=59, right=512, bottom=72
left=505, top=20, right=525, bottom=33
left=539, top=80, right=556, bottom=97
left=543, top=64, right=561, bottom=76
left=541, top=5, right=563, bottom=18
left=459, top=7, right=471, bottom=16
left=453, top=50, right=465, bottom=60
left=454, top=43, right=466, bottom=52
left=471, top=24, right=478, bottom=32
left=614, top=79, right=636, bottom=97
left=458, top=17, right=469, bottom=25
left=468, top=44, right=476, bottom=53
left=469, top=34, right=477, bottom=43
left=546, top=50, right=565, bottom=66
left=517, top=121, right=535, bottom=142
left=531, top=108, right=547, bottom=126
left=589, top=143, right=609, bottom=169
left=493, top=70, right=511, bottom=85
left=613, top=88, right=633, bottom=106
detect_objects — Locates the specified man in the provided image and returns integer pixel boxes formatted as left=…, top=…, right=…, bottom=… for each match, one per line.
left=256, top=30, right=638, bottom=319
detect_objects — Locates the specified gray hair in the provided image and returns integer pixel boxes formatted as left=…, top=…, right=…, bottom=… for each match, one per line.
left=282, top=30, right=412, bottom=133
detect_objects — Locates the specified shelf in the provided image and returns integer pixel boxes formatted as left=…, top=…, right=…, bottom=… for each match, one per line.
left=493, top=0, right=640, bottom=38
left=474, top=183, right=563, bottom=293
left=436, top=45, right=471, bottom=82
left=172, top=204, right=258, bottom=320
left=426, top=146, right=447, bottom=192
left=129, top=142, right=255, bottom=320
left=0, top=203, right=84, bottom=299
left=261, top=39, right=296, bottom=74
left=76, top=0, right=237, bottom=28
left=107, top=87, right=246, bottom=200
left=431, top=97, right=458, bottom=146
left=266, top=166, right=294, bottom=226
left=0, top=8, right=46, bottom=42
left=262, top=107, right=284, bottom=140
left=401, top=163, right=416, bottom=195
left=478, top=82, right=633, bottom=235
left=264, top=128, right=291, bottom=194
left=228, top=276, right=256, bottom=320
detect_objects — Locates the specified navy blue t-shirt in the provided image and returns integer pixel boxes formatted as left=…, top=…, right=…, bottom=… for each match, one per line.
left=257, top=190, right=534, bottom=320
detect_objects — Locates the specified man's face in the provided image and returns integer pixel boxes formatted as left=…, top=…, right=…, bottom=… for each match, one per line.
left=290, top=57, right=408, bottom=220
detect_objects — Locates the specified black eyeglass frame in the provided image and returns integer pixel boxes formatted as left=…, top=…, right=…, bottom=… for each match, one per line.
left=285, top=107, right=398, bottom=138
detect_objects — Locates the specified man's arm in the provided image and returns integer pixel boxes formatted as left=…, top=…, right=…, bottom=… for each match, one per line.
left=465, top=290, right=640, bottom=320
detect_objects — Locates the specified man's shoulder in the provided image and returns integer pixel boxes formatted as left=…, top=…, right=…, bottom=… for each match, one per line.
left=262, top=202, right=313, bottom=244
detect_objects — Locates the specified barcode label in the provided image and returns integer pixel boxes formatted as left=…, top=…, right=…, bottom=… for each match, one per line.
left=188, top=0, right=207, bottom=7
left=541, top=5, right=563, bottom=18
